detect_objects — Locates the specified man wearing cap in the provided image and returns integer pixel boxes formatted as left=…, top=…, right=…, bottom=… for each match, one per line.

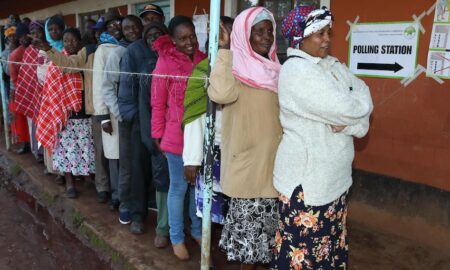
left=139, top=4, right=165, bottom=26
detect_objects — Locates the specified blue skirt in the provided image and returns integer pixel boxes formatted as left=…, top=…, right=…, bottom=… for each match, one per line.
left=195, top=146, right=229, bottom=224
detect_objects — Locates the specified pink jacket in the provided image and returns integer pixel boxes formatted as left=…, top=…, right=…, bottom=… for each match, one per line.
left=151, top=35, right=206, bottom=155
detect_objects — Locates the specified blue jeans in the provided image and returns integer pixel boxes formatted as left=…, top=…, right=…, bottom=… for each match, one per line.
left=166, top=152, right=201, bottom=244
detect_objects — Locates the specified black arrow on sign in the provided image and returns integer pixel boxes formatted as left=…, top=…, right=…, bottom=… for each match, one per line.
left=357, top=62, right=404, bottom=73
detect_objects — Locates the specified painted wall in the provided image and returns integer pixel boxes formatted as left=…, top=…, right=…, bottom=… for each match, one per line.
left=2, top=0, right=448, bottom=191
left=63, top=14, right=76, bottom=27
left=331, top=0, right=450, bottom=191
left=174, top=0, right=224, bottom=17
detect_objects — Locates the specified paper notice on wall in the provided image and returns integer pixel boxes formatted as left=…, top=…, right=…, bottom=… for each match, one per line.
left=348, top=22, right=419, bottom=78
left=435, top=0, right=450, bottom=22
left=427, top=1, right=450, bottom=79
left=193, top=14, right=208, bottom=53
left=427, top=51, right=450, bottom=78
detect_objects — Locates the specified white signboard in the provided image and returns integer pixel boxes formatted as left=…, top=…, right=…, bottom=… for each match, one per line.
left=348, top=22, right=420, bottom=78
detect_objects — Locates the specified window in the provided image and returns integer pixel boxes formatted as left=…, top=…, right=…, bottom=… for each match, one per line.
left=135, top=0, right=171, bottom=25
left=237, top=0, right=322, bottom=59
left=79, top=10, right=105, bottom=35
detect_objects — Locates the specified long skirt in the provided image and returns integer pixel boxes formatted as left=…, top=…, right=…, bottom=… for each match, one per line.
left=195, top=146, right=229, bottom=224
left=271, top=185, right=349, bottom=270
left=52, top=118, right=95, bottom=176
left=9, top=102, right=29, bottom=144
left=219, top=197, right=279, bottom=264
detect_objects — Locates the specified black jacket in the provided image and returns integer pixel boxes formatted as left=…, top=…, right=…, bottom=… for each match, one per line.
left=118, top=39, right=169, bottom=192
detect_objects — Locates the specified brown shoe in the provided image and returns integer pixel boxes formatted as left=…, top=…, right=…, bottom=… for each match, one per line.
left=172, top=243, right=189, bottom=260
left=154, top=235, right=169, bottom=248
left=193, top=237, right=201, bottom=246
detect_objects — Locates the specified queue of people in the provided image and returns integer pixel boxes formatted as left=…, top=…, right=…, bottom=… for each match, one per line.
left=1, top=3, right=372, bottom=269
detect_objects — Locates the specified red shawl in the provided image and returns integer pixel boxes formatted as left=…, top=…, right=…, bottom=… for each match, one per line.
left=14, top=46, right=45, bottom=121
left=36, top=50, right=83, bottom=150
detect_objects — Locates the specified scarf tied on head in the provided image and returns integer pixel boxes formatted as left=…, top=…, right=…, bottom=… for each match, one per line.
left=281, top=6, right=333, bottom=48
left=231, top=7, right=281, bottom=93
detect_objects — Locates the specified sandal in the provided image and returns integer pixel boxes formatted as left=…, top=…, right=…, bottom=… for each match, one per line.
left=65, top=187, right=77, bottom=198
left=55, top=175, right=65, bottom=185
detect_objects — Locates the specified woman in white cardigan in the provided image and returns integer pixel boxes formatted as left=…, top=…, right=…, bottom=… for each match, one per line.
left=271, top=7, right=373, bottom=270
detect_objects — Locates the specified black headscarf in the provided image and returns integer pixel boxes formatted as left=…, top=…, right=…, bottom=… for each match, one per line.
left=143, top=22, right=168, bottom=46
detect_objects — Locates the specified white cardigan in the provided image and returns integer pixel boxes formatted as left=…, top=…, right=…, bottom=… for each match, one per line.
left=183, top=110, right=222, bottom=166
left=93, top=43, right=120, bottom=159
left=274, top=48, right=373, bottom=206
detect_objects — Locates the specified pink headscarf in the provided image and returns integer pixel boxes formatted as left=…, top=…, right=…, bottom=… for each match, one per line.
left=231, top=7, right=281, bottom=93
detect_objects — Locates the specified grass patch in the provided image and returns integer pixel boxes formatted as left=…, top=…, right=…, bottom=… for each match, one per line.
left=72, top=211, right=85, bottom=229
left=8, top=163, right=22, bottom=177
left=78, top=224, right=136, bottom=270
left=40, top=191, right=56, bottom=206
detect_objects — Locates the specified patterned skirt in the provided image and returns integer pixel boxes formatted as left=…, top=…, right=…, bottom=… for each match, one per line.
left=195, top=146, right=229, bottom=224
left=219, top=197, right=279, bottom=264
left=271, top=185, right=349, bottom=270
left=52, top=118, right=95, bottom=176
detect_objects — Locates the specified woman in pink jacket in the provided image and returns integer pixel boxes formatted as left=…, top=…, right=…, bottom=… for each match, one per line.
left=151, top=16, right=206, bottom=260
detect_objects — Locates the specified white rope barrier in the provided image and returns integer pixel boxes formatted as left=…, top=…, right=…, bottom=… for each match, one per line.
left=0, top=58, right=209, bottom=81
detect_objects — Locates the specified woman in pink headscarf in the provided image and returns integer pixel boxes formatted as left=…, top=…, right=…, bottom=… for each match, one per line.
left=207, top=6, right=282, bottom=269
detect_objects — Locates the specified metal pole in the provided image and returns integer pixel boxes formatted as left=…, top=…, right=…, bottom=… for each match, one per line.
left=201, top=0, right=220, bottom=269
left=0, top=34, right=11, bottom=150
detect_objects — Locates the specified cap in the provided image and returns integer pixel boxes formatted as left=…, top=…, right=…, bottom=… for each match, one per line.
left=93, top=16, right=105, bottom=30
left=139, top=4, right=164, bottom=18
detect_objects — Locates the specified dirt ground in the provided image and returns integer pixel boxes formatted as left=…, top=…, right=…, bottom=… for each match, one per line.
left=0, top=184, right=109, bottom=270
left=0, top=157, right=449, bottom=270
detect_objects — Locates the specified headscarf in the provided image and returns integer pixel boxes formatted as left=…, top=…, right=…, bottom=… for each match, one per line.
left=29, top=20, right=45, bottom=32
left=15, top=22, right=29, bottom=37
left=93, top=16, right=106, bottom=31
left=252, top=8, right=272, bottom=26
left=231, top=7, right=281, bottom=93
left=301, top=7, right=334, bottom=39
left=5, top=26, right=16, bottom=37
left=45, top=17, right=65, bottom=52
left=47, top=15, right=65, bottom=31
left=99, top=32, right=119, bottom=45
left=143, top=21, right=169, bottom=46
left=281, top=5, right=315, bottom=48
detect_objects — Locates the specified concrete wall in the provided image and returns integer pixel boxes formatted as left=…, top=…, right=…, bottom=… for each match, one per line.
left=0, top=0, right=156, bottom=25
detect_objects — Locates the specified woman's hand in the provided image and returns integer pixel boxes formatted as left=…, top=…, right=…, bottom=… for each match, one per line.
left=184, top=166, right=200, bottom=185
left=154, top=138, right=162, bottom=152
left=101, top=121, right=113, bottom=135
left=219, top=23, right=231, bottom=49
left=331, top=125, right=346, bottom=133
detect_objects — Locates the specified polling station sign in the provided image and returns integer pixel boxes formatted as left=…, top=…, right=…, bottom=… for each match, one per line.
left=348, top=22, right=420, bottom=78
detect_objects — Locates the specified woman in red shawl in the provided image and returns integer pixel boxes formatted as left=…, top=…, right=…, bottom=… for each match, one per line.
left=42, top=28, right=95, bottom=198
